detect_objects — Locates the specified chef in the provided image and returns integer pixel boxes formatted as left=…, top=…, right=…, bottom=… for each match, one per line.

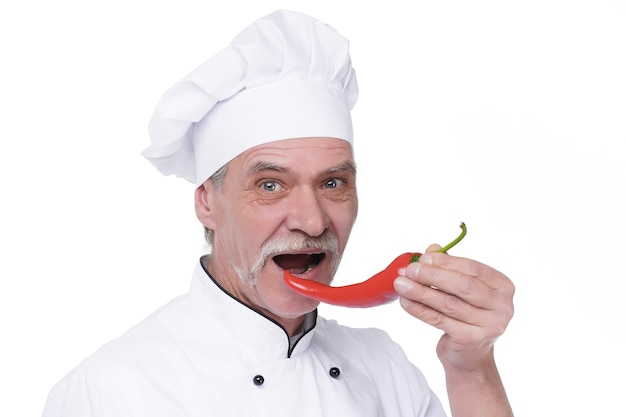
left=42, top=10, right=515, bottom=417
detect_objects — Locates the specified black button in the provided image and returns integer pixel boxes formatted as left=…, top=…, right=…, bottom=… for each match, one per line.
left=253, top=375, right=265, bottom=386
left=329, top=367, right=341, bottom=378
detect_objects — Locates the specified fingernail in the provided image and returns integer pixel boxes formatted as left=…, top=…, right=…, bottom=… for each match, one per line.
left=406, top=261, right=421, bottom=277
left=394, top=276, right=414, bottom=293
left=420, top=253, right=433, bottom=265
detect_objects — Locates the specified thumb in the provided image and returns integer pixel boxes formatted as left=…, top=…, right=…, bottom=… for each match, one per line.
left=426, top=243, right=442, bottom=253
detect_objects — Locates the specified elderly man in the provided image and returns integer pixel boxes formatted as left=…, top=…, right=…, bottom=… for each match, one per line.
left=43, top=10, right=514, bottom=417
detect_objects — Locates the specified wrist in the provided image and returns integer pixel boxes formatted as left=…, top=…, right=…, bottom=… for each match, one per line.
left=437, top=337, right=496, bottom=374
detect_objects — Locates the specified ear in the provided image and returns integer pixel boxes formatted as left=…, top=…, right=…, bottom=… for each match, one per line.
left=194, top=182, right=218, bottom=230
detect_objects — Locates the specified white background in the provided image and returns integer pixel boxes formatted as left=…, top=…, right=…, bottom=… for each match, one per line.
left=1, top=1, right=625, bottom=416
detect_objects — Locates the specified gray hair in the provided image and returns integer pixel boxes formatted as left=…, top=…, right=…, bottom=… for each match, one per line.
left=203, top=164, right=228, bottom=249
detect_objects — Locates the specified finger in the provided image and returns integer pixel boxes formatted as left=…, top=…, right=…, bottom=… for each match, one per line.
left=397, top=296, right=499, bottom=345
left=425, top=243, right=442, bottom=253
left=404, top=261, right=498, bottom=310
left=420, top=252, right=515, bottom=295
left=395, top=278, right=513, bottom=344
left=394, top=277, right=491, bottom=326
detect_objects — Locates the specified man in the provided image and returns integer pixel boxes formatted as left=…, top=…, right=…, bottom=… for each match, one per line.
left=43, top=10, right=514, bottom=417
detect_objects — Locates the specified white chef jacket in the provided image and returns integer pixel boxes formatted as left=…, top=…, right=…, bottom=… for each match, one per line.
left=42, top=259, right=447, bottom=417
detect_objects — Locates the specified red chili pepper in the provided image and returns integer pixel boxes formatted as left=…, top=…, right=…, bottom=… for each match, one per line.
left=283, top=222, right=467, bottom=308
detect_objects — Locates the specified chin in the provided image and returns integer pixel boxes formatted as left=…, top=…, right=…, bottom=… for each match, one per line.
left=267, top=292, right=320, bottom=319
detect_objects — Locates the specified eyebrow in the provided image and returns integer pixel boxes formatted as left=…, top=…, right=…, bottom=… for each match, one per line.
left=248, top=160, right=357, bottom=176
left=248, top=161, right=286, bottom=176
left=328, top=161, right=357, bottom=175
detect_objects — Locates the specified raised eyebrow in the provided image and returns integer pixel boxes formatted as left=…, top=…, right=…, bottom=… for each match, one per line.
left=248, top=161, right=357, bottom=176
left=248, top=161, right=287, bottom=176
left=327, top=161, right=357, bottom=175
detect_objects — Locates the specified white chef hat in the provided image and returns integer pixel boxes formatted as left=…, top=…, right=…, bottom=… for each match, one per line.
left=142, top=9, right=359, bottom=186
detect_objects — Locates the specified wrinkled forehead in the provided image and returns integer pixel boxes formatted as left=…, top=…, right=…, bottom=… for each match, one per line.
left=232, top=137, right=356, bottom=175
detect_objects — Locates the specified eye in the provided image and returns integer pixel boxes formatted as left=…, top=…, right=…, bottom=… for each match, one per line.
left=323, top=178, right=344, bottom=189
left=261, top=181, right=282, bottom=192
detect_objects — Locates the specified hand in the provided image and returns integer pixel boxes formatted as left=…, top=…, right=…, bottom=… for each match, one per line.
left=394, top=245, right=515, bottom=372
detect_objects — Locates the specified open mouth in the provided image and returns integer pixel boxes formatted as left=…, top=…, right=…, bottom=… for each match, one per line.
left=273, top=253, right=326, bottom=275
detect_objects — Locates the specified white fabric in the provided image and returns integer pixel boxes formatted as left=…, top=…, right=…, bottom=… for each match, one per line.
left=142, top=10, right=358, bottom=186
left=42, top=260, right=447, bottom=417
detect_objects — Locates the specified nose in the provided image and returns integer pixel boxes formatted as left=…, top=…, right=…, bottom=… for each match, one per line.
left=285, top=186, right=329, bottom=237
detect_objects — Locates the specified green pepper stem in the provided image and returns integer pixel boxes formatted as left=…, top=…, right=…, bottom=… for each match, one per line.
left=439, top=222, right=467, bottom=253
left=409, top=222, right=467, bottom=263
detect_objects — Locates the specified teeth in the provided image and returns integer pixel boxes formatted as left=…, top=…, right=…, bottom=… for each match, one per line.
left=293, top=264, right=314, bottom=275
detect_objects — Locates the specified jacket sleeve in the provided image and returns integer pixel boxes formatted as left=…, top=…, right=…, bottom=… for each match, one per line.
left=43, top=373, right=95, bottom=417
left=41, top=358, right=164, bottom=417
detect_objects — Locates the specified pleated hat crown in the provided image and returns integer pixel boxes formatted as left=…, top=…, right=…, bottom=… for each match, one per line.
left=142, top=10, right=359, bottom=186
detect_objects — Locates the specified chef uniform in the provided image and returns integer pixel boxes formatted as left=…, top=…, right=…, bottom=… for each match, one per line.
left=43, top=10, right=448, bottom=416
left=43, top=258, right=446, bottom=416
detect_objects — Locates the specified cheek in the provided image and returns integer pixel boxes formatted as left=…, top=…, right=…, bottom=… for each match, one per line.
left=333, top=202, right=359, bottom=245
left=221, top=205, right=265, bottom=255
left=349, top=200, right=359, bottom=227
